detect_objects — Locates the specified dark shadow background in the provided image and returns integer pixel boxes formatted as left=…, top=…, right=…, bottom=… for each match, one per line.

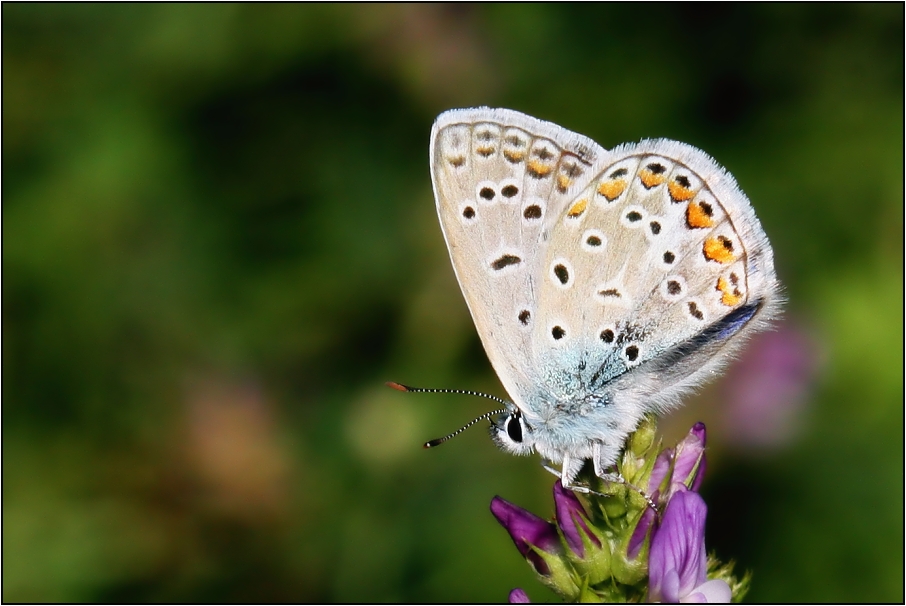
left=3, top=4, right=903, bottom=602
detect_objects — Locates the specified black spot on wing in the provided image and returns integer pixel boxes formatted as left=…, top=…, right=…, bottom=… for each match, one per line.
left=534, top=148, right=555, bottom=161
left=572, top=145, right=596, bottom=165
left=688, top=302, right=704, bottom=320
left=523, top=205, right=542, bottom=220
left=562, top=161, right=583, bottom=177
left=491, top=254, right=521, bottom=270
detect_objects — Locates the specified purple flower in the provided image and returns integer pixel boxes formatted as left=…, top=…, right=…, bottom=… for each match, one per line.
left=553, top=481, right=601, bottom=557
left=488, top=420, right=746, bottom=603
left=630, top=423, right=708, bottom=558
left=491, top=496, right=561, bottom=575
left=650, top=422, right=707, bottom=498
left=508, top=588, right=531, bottom=603
left=648, top=489, right=730, bottom=603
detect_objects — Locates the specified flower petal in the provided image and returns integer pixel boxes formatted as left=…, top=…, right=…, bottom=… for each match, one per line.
left=660, top=569, right=682, bottom=603
left=649, top=445, right=674, bottom=495
left=627, top=506, right=655, bottom=559
left=690, top=451, right=707, bottom=493
left=553, top=481, right=600, bottom=557
left=508, top=588, right=531, bottom=603
left=648, top=489, right=709, bottom=601
left=684, top=578, right=733, bottom=603
left=674, top=423, right=707, bottom=490
left=491, top=496, right=560, bottom=574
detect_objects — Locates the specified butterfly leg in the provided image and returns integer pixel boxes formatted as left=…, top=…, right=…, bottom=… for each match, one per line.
left=540, top=456, right=588, bottom=490
left=559, top=454, right=584, bottom=487
left=542, top=456, right=612, bottom=497
left=591, top=442, right=626, bottom=486
left=541, top=460, right=562, bottom=479
left=540, top=455, right=655, bottom=509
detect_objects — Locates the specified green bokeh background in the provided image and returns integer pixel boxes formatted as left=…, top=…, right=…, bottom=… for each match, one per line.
left=3, top=4, right=903, bottom=603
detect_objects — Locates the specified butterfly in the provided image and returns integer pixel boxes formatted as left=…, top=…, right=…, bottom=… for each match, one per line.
left=413, top=107, right=780, bottom=488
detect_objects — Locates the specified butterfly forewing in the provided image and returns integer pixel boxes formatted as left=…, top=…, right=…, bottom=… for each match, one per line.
left=430, top=109, right=607, bottom=411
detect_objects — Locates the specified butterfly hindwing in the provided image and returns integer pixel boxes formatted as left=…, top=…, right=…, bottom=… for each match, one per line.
left=534, top=139, right=778, bottom=406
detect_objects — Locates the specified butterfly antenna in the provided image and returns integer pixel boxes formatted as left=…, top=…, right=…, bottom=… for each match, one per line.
left=385, top=381, right=510, bottom=448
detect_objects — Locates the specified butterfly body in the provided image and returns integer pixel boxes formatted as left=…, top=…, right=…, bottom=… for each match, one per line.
left=429, top=108, right=780, bottom=486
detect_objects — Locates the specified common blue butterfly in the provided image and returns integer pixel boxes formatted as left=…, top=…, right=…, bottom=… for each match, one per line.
left=404, top=108, right=780, bottom=488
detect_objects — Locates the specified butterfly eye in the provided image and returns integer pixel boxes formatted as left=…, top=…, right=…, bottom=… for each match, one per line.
left=506, top=414, right=523, bottom=443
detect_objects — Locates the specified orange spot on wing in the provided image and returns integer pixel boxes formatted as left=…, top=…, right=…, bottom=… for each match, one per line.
left=476, top=146, right=495, bottom=157
left=703, top=236, right=736, bottom=264
left=686, top=201, right=715, bottom=229
left=504, top=150, right=525, bottom=163
left=668, top=180, right=695, bottom=202
left=557, top=174, right=571, bottom=191
left=527, top=159, right=553, bottom=177
left=597, top=179, right=626, bottom=201
left=567, top=199, right=588, bottom=217
left=638, top=169, right=666, bottom=189
left=716, top=276, right=743, bottom=306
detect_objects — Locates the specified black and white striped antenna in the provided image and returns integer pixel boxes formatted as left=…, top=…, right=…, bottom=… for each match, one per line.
left=386, top=381, right=510, bottom=448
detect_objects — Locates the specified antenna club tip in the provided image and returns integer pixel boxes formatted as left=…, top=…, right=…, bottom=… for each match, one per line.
left=424, top=439, right=443, bottom=448
left=385, top=381, right=410, bottom=392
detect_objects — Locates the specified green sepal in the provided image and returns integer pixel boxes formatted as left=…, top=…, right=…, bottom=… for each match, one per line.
left=597, top=486, right=630, bottom=522
left=626, top=435, right=661, bottom=494
left=628, top=416, right=657, bottom=456
left=564, top=510, right=613, bottom=585
left=576, top=575, right=606, bottom=603
left=610, top=510, right=650, bottom=586
left=620, top=417, right=660, bottom=485
left=529, top=544, right=579, bottom=598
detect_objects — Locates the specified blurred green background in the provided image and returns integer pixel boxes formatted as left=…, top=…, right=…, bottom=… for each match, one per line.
left=3, top=4, right=903, bottom=603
